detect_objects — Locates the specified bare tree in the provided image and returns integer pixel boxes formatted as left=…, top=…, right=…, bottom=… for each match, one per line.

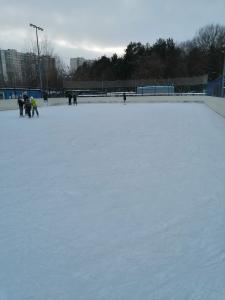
left=193, top=24, right=225, bottom=51
left=40, top=35, right=54, bottom=56
left=23, top=34, right=66, bottom=89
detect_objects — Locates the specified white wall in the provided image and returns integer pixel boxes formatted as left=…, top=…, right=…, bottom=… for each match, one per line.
left=204, top=97, right=225, bottom=118
left=0, top=99, right=44, bottom=111
left=1, top=96, right=225, bottom=118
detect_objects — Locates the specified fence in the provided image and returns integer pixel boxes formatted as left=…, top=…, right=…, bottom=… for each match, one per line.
left=63, top=75, right=208, bottom=93
left=207, top=75, right=225, bottom=97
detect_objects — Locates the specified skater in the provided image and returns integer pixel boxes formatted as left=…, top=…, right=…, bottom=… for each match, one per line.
left=23, top=92, right=29, bottom=102
left=31, top=97, right=39, bottom=117
left=23, top=95, right=29, bottom=116
left=43, top=92, right=48, bottom=106
left=24, top=97, right=32, bottom=118
left=68, top=93, right=72, bottom=105
left=123, top=92, right=126, bottom=104
left=23, top=93, right=29, bottom=115
left=73, top=93, right=77, bottom=105
left=17, top=95, right=24, bottom=117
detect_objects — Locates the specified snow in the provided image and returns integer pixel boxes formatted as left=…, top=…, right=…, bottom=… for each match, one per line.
left=0, top=103, right=225, bottom=300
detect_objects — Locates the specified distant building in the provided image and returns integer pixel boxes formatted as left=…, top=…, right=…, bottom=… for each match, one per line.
left=70, top=57, right=94, bottom=73
left=21, top=52, right=38, bottom=86
left=0, top=48, right=57, bottom=88
left=41, top=55, right=57, bottom=89
left=0, top=50, right=8, bottom=82
left=0, top=49, right=23, bottom=84
left=70, top=57, right=85, bottom=73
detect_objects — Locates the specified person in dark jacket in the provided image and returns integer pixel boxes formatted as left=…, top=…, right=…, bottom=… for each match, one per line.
left=43, top=92, right=48, bottom=106
left=73, top=93, right=77, bottom=105
left=17, top=95, right=24, bottom=117
left=68, top=93, right=72, bottom=105
left=24, top=98, right=32, bottom=118
left=23, top=93, right=29, bottom=115
left=23, top=93, right=29, bottom=102
left=123, top=92, right=126, bottom=104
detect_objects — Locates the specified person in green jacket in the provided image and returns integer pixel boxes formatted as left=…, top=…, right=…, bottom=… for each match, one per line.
left=31, top=96, right=39, bottom=117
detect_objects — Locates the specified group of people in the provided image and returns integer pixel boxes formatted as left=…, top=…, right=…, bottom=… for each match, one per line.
left=17, top=94, right=39, bottom=118
left=68, top=93, right=78, bottom=106
left=17, top=92, right=127, bottom=115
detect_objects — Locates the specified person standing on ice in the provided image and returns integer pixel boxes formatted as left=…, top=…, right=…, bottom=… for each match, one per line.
left=24, top=97, right=32, bottom=118
left=31, top=96, right=39, bottom=117
left=23, top=93, right=29, bottom=115
left=43, top=91, right=48, bottom=106
left=123, top=92, right=126, bottom=104
left=73, top=93, right=77, bottom=105
left=17, top=95, right=24, bottom=117
left=68, top=93, right=72, bottom=105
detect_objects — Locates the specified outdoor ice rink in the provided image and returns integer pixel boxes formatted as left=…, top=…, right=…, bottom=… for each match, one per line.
left=0, top=102, right=225, bottom=299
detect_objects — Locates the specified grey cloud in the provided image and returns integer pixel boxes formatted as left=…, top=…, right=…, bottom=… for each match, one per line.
left=0, top=0, right=225, bottom=61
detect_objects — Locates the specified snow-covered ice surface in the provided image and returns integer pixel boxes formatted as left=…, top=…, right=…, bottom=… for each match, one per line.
left=0, top=103, right=225, bottom=300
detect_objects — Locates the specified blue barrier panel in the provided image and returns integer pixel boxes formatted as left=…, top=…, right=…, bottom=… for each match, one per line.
left=0, top=88, right=42, bottom=99
left=207, top=75, right=225, bottom=97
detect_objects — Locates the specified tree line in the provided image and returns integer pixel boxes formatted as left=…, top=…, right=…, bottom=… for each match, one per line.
left=72, top=24, right=225, bottom=82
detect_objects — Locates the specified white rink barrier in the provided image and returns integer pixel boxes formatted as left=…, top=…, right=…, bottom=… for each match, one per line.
left=204, top=97, right=225, bottom=118
left=0, top=98, right=65, bottom=111
left=0, top=99, right=44, bottom=111
left=1, top=96, right=225, bottom=118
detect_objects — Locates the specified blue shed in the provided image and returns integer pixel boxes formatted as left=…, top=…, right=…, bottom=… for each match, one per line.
left=137, top=85, right=174, bottom=95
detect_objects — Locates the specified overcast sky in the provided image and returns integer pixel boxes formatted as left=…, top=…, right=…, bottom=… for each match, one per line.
left=0, top=0, right=225, bottom=66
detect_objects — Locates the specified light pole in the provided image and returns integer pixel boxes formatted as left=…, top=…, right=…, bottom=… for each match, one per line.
left=29, top=23, right=44, bottom=97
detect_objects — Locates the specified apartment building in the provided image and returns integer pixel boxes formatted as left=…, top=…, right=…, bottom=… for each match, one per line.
left=0, top=49, right=23, bottom=84
left=0, top=49, right=57, bottom=88
left=70, top=57, right=94, bottom=73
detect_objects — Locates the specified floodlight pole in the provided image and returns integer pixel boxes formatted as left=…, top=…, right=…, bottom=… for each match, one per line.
left=30, top=23, right=44, bottom=97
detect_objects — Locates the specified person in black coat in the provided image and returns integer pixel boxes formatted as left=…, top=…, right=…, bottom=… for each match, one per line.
left=23, top=93, right=29, bottom=115
left=43, top=92, right=48, bottom=106
left=68, top=93, right=72, bottom=105
left=24, top=98, right=31, bottom=118
left=17, top=95, right=24, bottom=117
left=73, top=93, right=77, bottom=105
left=123, top=92, right=126, bottom=104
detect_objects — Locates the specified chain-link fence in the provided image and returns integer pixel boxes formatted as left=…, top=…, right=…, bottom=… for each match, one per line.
left=207, top=75, right=225, bottom=97
left=63, top=75, right=208, bottom=94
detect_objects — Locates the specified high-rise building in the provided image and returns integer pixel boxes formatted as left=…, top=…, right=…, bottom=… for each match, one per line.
left=41, top=55, right=57, bottom=89
left=0, top=50, right=8, bottom=82
left=0, top=49, right=23, bottom=84
left=70, top=57, right=86, bottom=73
left=0, top=48, right=58, bottom=88
left=21, top=52, right=38, bottom=87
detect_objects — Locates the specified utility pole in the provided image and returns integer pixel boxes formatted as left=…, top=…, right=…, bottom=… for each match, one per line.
left=29, top=23, right=44, bottom=97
